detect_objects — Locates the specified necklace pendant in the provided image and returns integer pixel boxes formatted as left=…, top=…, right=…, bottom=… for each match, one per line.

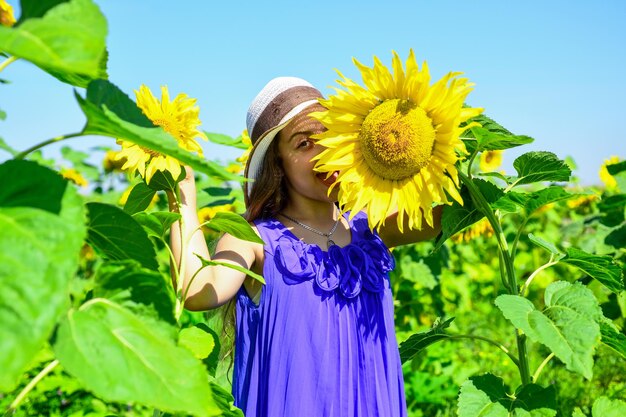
left=327, top=239, right=336, bottom=248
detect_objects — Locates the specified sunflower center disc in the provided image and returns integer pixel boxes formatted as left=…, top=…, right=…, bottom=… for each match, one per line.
left=359, top=99, right=436, bottom=180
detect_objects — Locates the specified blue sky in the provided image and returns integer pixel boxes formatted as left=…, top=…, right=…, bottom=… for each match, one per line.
left=1, top=0, right=625, bottom=185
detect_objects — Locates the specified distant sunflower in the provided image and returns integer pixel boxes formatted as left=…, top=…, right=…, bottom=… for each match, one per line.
left=599, top=155, right=620, bottom=191
left=479, top=150, right=503, bottom=172
left=312, top=50, right=482, bottom=231
left=236, top=129, right=252, bottom=166
left=0, top=0, right=15, bottom=27
left=60, top=168, right=88, bottom=187
left=116, top=85, right=207, bottom=184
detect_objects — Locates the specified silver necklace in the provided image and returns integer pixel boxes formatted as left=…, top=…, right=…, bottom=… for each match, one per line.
left=280, top=211, right=341, bottom=249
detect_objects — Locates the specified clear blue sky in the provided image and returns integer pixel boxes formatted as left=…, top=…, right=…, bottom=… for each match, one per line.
left=2, top=0, right=625, bottom=185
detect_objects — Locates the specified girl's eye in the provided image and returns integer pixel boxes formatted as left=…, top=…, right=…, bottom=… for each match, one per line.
left=297, top=139, right=312, bottom=149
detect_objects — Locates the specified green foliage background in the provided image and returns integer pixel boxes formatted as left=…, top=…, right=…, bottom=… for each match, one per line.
left=1, top=1, right=625, bottom=416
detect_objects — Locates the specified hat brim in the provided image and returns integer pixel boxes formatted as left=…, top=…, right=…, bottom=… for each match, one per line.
left=244, top=99, right=320, bottom=197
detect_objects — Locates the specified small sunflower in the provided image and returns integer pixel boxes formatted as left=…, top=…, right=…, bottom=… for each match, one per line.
left=236, top=129, right=253, bottom=166
left=599, top=155, right=621, bottom=191
left=103, top=150, right=126, bottom=172
left=115, top=85, right=207, bottom=184
left=312, top=50, right=483, bottom=231
left=479, top=150, right=503, bottom=172
left=566, top=194, right=598, bottom=209
left=198, top=204, right=236, bottom=237
left=0, top=0, right=16, bottom=27
left=60, top=168, right=88, bottom=187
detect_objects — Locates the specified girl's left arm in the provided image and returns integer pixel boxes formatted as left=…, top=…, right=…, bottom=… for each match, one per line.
left=378, top=205, right=443, bottom=248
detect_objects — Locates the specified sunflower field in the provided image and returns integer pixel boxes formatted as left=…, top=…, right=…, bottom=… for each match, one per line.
left=1, top=1, right=625, bottom=417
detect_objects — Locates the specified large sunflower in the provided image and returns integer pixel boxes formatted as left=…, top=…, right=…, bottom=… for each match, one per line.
left=312, top=50, right=482, bottom=232
left=116, top=85, right=207, bottom=184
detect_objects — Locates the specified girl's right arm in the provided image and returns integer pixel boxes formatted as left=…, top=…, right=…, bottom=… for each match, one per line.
left=167, top=168, right=258, bottom=311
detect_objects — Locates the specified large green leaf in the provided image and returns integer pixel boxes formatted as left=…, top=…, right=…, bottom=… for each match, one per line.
left=134, top=211, right=181, bottom=240
left=512, top=152, right=571, bottom=186
left=607, top=161, right=626, bottom=176
left=53, top=299, right=220, bottom=416
left=75, top=80, right=241, bottom=182
left=205, top=211, right=264, bottom=244
left=599, top=320, right=626, bottom=360
left=0, top=0, right=107, bottom=87
left=93, top=260, right=176, bottom=326
left=597, top=195, right=626, bottom=227
left=0, top=161, right=86, bottom=391
left=605, top=223, right=626, bottom=249
left=179, top=324, right=216, bottom=360
left=399, top=317, right=453, bottom=363
left=495, top=281, right=602, bottom=379
left=86, top=202, right=158, bottom=270
left=561, top=248, right=624, bottom=294
left=437, top=179, right=503, bottom=249
left=457, top=374, right=557, bottom=417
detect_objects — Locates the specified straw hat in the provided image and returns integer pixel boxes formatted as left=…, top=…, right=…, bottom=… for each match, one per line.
left=244, top=77, right=323, bottom=196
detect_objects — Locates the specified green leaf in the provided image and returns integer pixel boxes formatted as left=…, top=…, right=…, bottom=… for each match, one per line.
left=457, top=374, right=509, bottom=417
left=196, top=255, right=265, bottom=284
left=86, top=202, right=158, bottom=270
left=512, top=152, right=571, bottom=186
left=469, top=126, right=534, bottom=152
left=495, top=281, right=602, bottom=379
left=75, top=80, right=241, bottom=182
left=0, top=161, right=86, bottom=391
left=134, top=211, right=181, bottom=239
left=592, top=396, right=626, bottom=417
left=561, top=247, right=624, bottom=294
left=528, top=234, right=563, bottom=257
left=399, top=317, right=453, bottom=363
left=599, top=320, right=626, bottom=360
left=208, top=381, right=244, bottom=417
left=0, top=0, right=107, bottom=87
left=605, top=224, right=626, bottom=249
left=53, top=299, right=220, bottom=416
left=597, top=195, right=626, bottom=227
left=437, top=179, right=503, bottom=249
left=123, top=182, right=157, bottom=214
left=205, top=211, right=264, bottom=244
left=179, top=324, right=216, bottom=360
left=493, top=187, right=580, bottom=216
left=93, top=260, right=176, bottom=326
left=147, top=167, right=186, bottom=191
left=458, top=374, right=557, bottom=417
left=17, top=0, right=69, bottom=22
left=607, top=161, right=626, bottom=176
left=513, top=383, right=557, bottom=415
left=0, top=159, right=67, bottom=213
left=205, top=132, right=249, bottom=149
left=572, top=408, right=586, bottom=417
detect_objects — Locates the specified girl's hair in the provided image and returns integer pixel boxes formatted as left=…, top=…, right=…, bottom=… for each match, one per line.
left=219, top=134, right=286, bottom=375
left=243, top=136, right=286, bottom=222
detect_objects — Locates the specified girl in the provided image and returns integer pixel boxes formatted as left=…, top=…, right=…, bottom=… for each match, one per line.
left=168, top=77, right=442, bottom=417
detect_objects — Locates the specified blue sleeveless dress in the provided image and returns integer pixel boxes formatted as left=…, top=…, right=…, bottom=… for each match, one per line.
left=233, top=211, right=408, bottom=417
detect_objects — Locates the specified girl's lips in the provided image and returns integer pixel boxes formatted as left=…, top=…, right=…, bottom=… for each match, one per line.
left=316, top=171, right=339, bottom=187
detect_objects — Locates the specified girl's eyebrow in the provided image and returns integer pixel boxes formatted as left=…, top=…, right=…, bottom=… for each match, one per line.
left=288, top=130, right=314, bottom=143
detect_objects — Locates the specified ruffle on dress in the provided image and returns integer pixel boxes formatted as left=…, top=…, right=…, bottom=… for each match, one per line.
left=273, top=226, right=394, bottom=299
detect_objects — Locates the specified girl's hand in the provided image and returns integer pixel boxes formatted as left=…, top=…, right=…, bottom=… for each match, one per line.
left=166, top=166, right=196, bottom=210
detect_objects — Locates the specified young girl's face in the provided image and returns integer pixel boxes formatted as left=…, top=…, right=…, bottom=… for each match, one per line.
left=277, top=109, right=339, bottom=203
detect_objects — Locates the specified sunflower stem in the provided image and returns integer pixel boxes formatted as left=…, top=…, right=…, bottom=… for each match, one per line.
left=0, top=55, right=18, bottom=73
left=173, top=184, right=187, bottom=322
left=15, top=132, right=83, bottom=160
left=520, top=257, right=558, bottom=297
left=7, top=359, right=59, bottom=413
left=458, top=171, right=532, bottom=386
left=533, top=353, right=555, bottom=384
